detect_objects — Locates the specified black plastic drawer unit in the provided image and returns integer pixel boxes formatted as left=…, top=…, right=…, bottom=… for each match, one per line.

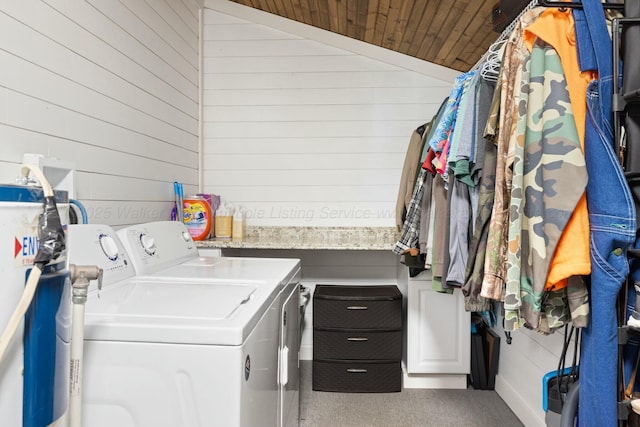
left=312, top=284, right=403, bottom=393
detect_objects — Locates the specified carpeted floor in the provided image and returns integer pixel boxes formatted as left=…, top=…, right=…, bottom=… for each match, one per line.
left=298, top=361, right=524, bottom=427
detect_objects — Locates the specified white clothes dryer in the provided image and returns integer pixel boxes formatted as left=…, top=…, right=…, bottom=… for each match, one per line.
left=67, top=224, right=300, bottom=427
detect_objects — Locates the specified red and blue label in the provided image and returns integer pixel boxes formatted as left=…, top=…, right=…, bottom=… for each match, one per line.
left=14, top=234, right=39, bottom=266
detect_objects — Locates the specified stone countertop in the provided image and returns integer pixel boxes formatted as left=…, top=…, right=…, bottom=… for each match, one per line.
left=195, top=226, right=399, bottom=251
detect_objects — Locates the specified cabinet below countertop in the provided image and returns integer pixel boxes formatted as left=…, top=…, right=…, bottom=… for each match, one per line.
left=403, top=270, right=471, bottom=389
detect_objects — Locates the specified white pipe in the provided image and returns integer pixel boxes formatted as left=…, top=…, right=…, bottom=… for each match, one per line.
left=69, top=299, right=86, bottom=427
left=68, top=265, right=101, bottom=427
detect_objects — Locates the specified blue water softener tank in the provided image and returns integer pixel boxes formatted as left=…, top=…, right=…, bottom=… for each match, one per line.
left=0, top=185, right=70, bottom=427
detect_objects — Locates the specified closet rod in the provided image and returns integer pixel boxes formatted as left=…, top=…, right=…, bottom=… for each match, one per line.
left=472, top=0, right=623, bottom=71
left=472, top=0, right=540, bottom=70
left=538, top=0, right=624, bottom=10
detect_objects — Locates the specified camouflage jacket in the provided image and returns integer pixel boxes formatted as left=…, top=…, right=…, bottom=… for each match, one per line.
left=503, top=39, right=587, bottom=332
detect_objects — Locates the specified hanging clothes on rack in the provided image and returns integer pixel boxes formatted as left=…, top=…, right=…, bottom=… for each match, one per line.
left=480, top=7, right=545, bottom=305
left=494, top=6, right=595, bottom=334
left=523, top=8, right=593, bottom=298
left=425, top=72, right=477, bottom=176
left=444, top=72, right=480, bottom=289
left=393, top=0, right=606, bottom=332
left=503, top=37, right=587, bottom=333
left=390, top=1, right=640, bottom=424
left=619, top=1, right=640, bottom=415
left=393, top=103, right=447, bottom=263
left=469, top=2, right=594, bottom=334
left=461, top=65, right=502, bottom=312
left=395, top=122, right=430, bottom=231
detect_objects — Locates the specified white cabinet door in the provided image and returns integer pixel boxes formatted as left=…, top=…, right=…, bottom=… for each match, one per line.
left=406, top=278, right=470, bottom=374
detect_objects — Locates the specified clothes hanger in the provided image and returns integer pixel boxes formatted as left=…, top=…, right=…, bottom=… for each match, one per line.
left=480, top=39, right=506, bottom=82
left=472, top=0, right=538, bottom=73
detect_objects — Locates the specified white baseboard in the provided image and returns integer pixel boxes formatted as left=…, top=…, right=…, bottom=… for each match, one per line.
left=402, top=372, right=467, bottom=389
left=495, top=374, right=545, bottom=427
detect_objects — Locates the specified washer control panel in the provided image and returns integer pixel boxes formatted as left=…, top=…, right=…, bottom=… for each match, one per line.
left=67, top=224, right=135, bottom=285
left=117, top=221, right=198, bottom=275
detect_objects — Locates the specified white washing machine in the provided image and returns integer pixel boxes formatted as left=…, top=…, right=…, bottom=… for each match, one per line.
left=116, top=221, right=294, bottom=284
left=67, top=224, right=300, bottom=427
left=116, top=221, right=302, bottom=427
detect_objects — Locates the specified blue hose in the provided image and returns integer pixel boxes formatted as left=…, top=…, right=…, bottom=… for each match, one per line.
left=69, top=199, right=88, bottom=224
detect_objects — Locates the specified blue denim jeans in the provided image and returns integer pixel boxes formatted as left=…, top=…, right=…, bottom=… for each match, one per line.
left=574, top=1, right=638, bottom=424
left=579, top=78, right=636, bottom=427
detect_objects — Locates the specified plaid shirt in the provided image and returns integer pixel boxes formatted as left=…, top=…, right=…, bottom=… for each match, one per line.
left=393, top=168, right=428, bottom=255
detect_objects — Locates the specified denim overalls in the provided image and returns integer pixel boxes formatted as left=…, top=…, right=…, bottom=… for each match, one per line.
left=573, top=0, right=637, bottom=425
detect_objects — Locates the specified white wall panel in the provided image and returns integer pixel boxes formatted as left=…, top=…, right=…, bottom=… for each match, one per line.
left=81, top=0, right=198, bottom=105
left=204, top=39, right=353, bottom=57
left=0, top=0, right=200, bottom=227
left=211, top=185, right=396, bottom=202
left=118, top=0, right=199, bottom=72
left=0, top=11, right=197, bottom=136
left=75, top=172, right=196, bottom=202
left=204, top=22, right=300, bottom=40
left=205, top=152, right=403, bottom=170
left=79, top=200, right=174, bottom=228
left=1, top=52, right=195, bottom=151
left=222, top=201, right=395, bottom=227
left=201, top=1, right=458, bottom=227
left=203, top=87, right=375, bottom=105
left=204, top=168, right=399, bottom=186
left=205, top=71, right=453, bottom=90
left=204, top=55, right=403, bottom=73
left=204, top=137, right=406, bottom=154
left=3, top=90, right=197, bottom=168
left=204, top=104, right=435, bottom=123
left=166, top=0, right=199, bottom=36
left=204, top=120, right=419, bottom=138
left=1, top=0, right=198, bottom=116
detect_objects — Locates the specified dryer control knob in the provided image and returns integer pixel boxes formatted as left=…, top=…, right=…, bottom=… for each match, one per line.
left=139, top=233, right=156, bottom=255
left=181, top=231, right=192, bottom=242
left=98, top=234, right=119, bottom=261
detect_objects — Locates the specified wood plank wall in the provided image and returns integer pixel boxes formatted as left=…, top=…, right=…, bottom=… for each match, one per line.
left=0, top=0, right=200, bottom=227
left=202, top=1, right=459, bottom=227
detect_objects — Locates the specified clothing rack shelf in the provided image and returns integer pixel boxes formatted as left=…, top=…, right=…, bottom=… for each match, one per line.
left=538, top=0, right=624, bottom=10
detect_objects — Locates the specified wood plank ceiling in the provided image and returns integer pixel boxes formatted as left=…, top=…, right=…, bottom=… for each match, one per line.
left=228, top=0, right=502, bottom=72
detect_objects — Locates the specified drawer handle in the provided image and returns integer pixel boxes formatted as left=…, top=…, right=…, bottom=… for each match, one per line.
left=347, top=337, right=368, bottom=342
left=346, top=306, right=368, bottom=310
left=346, top=368, right=368, bottom=374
